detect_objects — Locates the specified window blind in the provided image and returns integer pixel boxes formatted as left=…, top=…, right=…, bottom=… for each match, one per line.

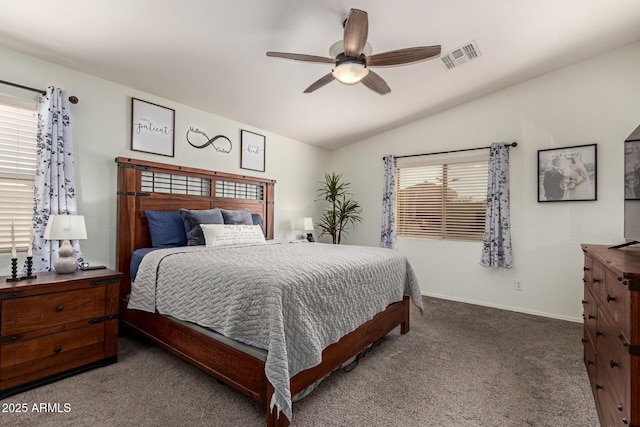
left=0, top=96, right=37, bottom=253
left=396, top=155, right=489, bottom=241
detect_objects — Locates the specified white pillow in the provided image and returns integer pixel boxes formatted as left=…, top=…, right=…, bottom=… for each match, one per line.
left=200, top=224, right=266, bottom=247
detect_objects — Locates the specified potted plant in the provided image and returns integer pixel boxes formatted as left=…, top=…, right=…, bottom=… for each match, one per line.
left=316, top=172, right=362, bottom=244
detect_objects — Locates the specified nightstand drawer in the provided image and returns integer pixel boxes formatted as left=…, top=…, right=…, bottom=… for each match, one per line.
left=1, top=287, right=105, bottom=337
left=0, top=323, right=104, bottom=381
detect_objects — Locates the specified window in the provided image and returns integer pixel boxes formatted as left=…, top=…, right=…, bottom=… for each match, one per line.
left=396, top=153, right=489, bottom=241
left=0, top=96, right=37, bottom=253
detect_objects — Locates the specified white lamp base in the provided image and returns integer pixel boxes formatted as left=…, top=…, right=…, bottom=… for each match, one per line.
left=54, top=239, right=78, bottom=274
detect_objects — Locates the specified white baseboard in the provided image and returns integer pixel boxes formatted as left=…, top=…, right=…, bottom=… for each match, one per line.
left=421, top=292, right=583, bottom=323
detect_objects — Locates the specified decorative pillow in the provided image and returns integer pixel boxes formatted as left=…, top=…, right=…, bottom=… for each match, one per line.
left=179, top=208, right=224, bottom=246
left=201, top=224, right=266, bottom=248
left=145, top=210, right=188, bottom=248
left=251, top=213, right=264, bottom=232
left=221, top=208, right=253, bottom=225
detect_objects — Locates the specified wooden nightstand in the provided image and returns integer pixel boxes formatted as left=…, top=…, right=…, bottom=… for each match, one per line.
left=0, top=268, right=122, bottom=398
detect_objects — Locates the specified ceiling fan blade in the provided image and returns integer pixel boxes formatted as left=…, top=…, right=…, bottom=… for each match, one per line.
left=366, top=45, right=442, bottom=67
left=266, top=52, right=335, bottom=64
left=343, top=9, right=368, bottom=57
left=361, top=71, right=390, bottom=95
left=303, top=73, right=335, bottom=93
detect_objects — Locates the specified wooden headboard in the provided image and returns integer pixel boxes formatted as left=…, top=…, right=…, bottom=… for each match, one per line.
left=115, top=157, right=275, bottom=302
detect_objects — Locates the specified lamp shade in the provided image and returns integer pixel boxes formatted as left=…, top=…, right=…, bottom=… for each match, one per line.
left=44, top=215, right=87, bottom=241
left=296, top=217, right=314, bottom=232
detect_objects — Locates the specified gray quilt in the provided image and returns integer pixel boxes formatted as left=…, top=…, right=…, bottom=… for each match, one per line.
left=128, top=241, right=423, bottom=420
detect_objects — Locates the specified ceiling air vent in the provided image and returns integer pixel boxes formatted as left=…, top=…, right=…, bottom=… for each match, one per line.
left=441, top=41, right=481, bottom=70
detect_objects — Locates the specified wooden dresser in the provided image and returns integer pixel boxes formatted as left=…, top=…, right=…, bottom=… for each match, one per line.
left=582, top=244, right=640, bottom=427
left=0, top=268, right=122, bottom=398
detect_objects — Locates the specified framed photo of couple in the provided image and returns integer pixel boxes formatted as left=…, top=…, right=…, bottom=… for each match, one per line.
left=538, top=144, right=597, bottom=202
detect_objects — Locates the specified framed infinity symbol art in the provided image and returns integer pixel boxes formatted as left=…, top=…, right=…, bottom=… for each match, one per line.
left=186, top=127, right=232, bottom=154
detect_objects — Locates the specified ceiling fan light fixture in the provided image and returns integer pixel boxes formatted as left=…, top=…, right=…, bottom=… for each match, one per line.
left=332, top=61, right=369, bottom=84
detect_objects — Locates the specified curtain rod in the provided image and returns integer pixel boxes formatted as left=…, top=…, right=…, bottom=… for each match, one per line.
left=387, top=142, right=517, bottom=160
left=0, top=79, right=79, bottom=104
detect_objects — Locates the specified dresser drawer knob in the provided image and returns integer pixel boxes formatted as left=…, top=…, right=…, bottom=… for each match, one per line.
left=618, top=334, right=630, bottom=348
left=593, top=278, right=601, bottom=283
left=596, top=331, right=603, bottom=337
left=622, top=418, right=628, bottom=425
left=583, top=267, right=591, bottom=271
left=581, top=299, right=587, bottom=304
left=56, top=305, right=64, bottom=312
left=606, top=295, right=617, bottom=303
left=581, top=338, right=587, bottom=343
left=54, top=346, right=62, bottom=353
left=618, top=404, right=624, bottom=412
left=587, top=360, right=594, bottom=365
left=596, top=384, right=603, bottom=390
left=610, top=360, right=620, bottom=368
left=588, top=314, right=595, bottom=320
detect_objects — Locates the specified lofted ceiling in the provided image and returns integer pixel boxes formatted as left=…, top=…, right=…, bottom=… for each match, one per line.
left=1, top=1, right=640, bottom=150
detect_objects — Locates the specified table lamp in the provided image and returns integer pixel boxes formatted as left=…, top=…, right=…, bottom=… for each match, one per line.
left=44, top=214, right=87, bottom=273
left=296, top=217, right=315, bottom=242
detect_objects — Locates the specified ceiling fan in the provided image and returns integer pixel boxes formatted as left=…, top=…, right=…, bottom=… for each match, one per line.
left=266, top=8, right=441, bottom=95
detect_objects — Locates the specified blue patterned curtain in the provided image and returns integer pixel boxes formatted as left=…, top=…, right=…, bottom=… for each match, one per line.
left=380, top=155, right=396, bottom=249
left=31, top=86, right=83, bottom=272
left=480, top=143, right=512, bottom=268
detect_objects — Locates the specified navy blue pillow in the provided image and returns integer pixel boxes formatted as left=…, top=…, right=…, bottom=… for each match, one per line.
left=145, top=210, right=188, bottom=248
left=221, top=208, right=253, bottom=225
left=179, top=208, right=224, bottom=246
left=251, top=213, right=264, bottom=233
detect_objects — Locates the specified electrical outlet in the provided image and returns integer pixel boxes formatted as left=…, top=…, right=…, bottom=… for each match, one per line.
left=514, top=279, right=524, bottom=291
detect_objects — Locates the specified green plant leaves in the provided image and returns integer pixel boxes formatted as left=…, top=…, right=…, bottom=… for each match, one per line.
left=316, top=173, right=362, bottom=244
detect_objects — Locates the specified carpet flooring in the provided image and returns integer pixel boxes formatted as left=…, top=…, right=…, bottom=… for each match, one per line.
left=2, top=297, right=599, bottom=426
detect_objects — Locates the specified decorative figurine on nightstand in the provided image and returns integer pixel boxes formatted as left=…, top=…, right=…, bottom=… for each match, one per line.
left=6, top=221, right=19, bottom=282
left=22, top=235, right=36, bottom=280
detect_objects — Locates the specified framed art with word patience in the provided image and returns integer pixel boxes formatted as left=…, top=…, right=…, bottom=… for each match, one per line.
left=131, top=98, right=175, bottom=157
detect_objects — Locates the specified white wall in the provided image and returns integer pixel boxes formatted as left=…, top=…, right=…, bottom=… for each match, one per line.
left=330, top=40, right=640, bottom=321
left=3, top=41, right=639, bottom=322
left=0, top=46, right=330, bottom=275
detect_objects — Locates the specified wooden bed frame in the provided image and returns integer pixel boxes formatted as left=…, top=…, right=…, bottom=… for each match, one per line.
left=115, top=157, right=411, bottom=426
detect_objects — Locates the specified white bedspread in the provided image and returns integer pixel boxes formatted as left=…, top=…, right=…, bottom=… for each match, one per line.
left=128, top=241, right=423, bottom=420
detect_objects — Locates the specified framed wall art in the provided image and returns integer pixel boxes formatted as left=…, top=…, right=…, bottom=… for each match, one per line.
left=625, top=139, right=640, bottom=200
left=538, top=144, right=597, bottom=202
left=240, top=129, right=265, bottom=172
left=131, top=98, right=175, bottom=157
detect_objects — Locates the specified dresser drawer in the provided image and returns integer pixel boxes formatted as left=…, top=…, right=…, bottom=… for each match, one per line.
left=596, top=367, right=630, bottom=427
left=591, top=260, right=608, bottom=305
left=583, top=324, right=597, bottom=392
left=1, top=287, right=105, bottom=337
left=0, top=323, right=104, bottom=381
left=596, top=308, right=630, bottom=411
left=583, top=284, right=598, bottom=343
left=603, top=270, right=630, bottom=342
